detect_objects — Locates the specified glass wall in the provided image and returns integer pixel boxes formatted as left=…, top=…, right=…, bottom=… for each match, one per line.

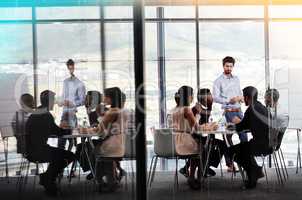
left=1, top=2, right=302, bottom=200
left=269, top=6, right=302, bottom=164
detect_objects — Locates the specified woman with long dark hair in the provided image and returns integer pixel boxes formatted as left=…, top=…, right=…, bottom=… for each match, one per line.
left=84, top=87, right=128, bottom=192
left=170, top=86, right=218, bottom=189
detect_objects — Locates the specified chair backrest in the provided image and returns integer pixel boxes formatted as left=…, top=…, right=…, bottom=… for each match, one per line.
left=123, top=109, right=136, bottom=159
left=269, top=115, right=289, bottom=150
left=153, top=128, right=176, bottom=157
left=124, top=129, right=136, bottom=159
left=0, top=73, right=30, bottom=141
left=275, top=126, right=288, bottom=151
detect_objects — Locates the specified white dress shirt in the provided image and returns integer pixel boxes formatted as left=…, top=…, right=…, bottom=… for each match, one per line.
left=213, top=73, right=242, bottom=109
left=62, top=76, right=86, bottom=113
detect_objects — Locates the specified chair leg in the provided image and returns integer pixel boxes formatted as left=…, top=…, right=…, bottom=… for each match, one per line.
left=3, top=137, right=9, bottom=183
left=147, top=156, right=155, bottom=185
left=231, top=154, right=236, bottom=181
left=17, top=157, right=26, bottom=192
left=149, top=156, right=158, bottom=187
left=218, top=147, right=223, bottom=177
left=277, top=150, right=287, bottom=182
left=273, top=152, right=283, bottom=185
left=280, top=148, right=289, bottom=179
left=237, top=163, right=246, bottom=186
left=23, top=161, right=30, bottom=191
left=262, top=155, right=269, bottom=185
left=174, top=157, right=179, bottom=190
left=32, top=162, right=39, bottom=191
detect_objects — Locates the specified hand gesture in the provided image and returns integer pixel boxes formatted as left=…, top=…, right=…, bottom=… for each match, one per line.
left=64, top=100, right=75, bottom=108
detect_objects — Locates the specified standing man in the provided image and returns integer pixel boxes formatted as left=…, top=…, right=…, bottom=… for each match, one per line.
left=212, top=56, right=248, bottom=172
left=58, top=59, right=86, bottom=150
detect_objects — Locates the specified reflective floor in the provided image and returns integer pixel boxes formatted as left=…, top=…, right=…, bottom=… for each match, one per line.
left=1, top=168, right=302, bottom=200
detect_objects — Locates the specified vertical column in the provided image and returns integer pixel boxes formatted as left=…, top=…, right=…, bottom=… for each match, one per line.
left=32, top=6, right=38, bottom=106
left=100, top=3, right=106, bottom=91
left=264, top=2, right=272, bottom=168
left=157, top=7, right=167, bottom=128
left=157, top=7, right=168, bottom=170
left=264, top=3, right=270, bottom=89
left=195, top=4, right=200, bottom=90
left=133, top=1, right=146, bottom=200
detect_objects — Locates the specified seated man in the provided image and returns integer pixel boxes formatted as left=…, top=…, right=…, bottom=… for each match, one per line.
left=228, top=86, right=271, bottom=189
left=11, top=93, right=35, bottom=155
left=25, top=90, right=76, bottom=196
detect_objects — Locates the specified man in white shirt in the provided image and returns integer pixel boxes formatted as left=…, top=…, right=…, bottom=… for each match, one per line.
left=213, top=56, right=248, bottom=172
left=58, top=59, right=86, bottom=150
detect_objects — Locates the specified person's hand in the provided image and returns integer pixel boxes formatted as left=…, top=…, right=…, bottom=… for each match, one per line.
left=229, top=97, right=238, bottom=104
left=96, top=104, right=106, bottom=117
left=64, top=100, right=75, bottom=108
left=236, top=96, right=244, bottom=103
left=79, top=127, right=97, bottom=134
left=194, top=103, right=202, bottom=114
left=210, top=122, right=219, bottom=131
left=229, top=96, right=243, bottom=104
left=202, top=122, right=218, bottom=132
left=60, top=121, right=70, bottom=129
left=226, top=123, right=236, bottom=131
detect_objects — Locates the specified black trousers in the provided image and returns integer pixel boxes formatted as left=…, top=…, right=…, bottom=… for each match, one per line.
left=229, top=142, right=260, bottom=179
left=75, top=139, right=118, bottom=184
left=192, top=135, right=228, bottom=168
left=75, top=139, right=103, bottom=172
left=27, top=146, right=75, bottom=181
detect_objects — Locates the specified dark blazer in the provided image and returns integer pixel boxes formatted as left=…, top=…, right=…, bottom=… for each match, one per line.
left=88, top=111, right=99, bottom=127
left=235, top=101, right=271, bottom=154
left=192, top=106, right=211, bottom=125
left=25, top=106, right=69, bottom=154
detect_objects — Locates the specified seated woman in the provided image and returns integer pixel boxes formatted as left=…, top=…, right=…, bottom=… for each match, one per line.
left=169, top=86, right=218, bottom=190
left=85, top=90, right=105, bottom=127
left=83, top=87, right=128, bottom=192
left=179, top=88, right=228, bottom=178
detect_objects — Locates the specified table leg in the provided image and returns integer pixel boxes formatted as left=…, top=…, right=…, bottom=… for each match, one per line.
left=201, top=137, right=213, bottom=186
left=296, top=129, right=301, bottom=174
left=3, top=137, right=9, bottom=183
left=83, top=138, right=96, bottom=180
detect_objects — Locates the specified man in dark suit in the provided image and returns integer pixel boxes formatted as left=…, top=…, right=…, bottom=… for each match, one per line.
left=228, top=86, right=271, bottom=189
left=25, top=90, right=75, bottom=196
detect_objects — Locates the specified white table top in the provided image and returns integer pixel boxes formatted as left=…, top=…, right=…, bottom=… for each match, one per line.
left=50, top=129, right=100, bottom=139
left=195, top=126, right=236, bottom=135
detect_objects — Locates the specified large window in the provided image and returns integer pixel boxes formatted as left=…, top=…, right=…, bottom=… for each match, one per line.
left=270, top=21, right=302, bottom=161
left=165, top=22, right=197, bottom=111
left=199, top=22, right=265, bottom=120
left=36, top=23, right=101, bottom=120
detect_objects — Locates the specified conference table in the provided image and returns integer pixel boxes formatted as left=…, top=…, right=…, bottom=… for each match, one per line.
left=52, top=128, right=100, bottom=183
left=195, top=126, right=237, bottom=183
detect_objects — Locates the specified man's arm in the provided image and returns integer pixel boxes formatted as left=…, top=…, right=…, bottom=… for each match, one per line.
left=74, top=82, right=86, bottom=107
left=48, top=113, right=69, bottom=136
left=235, top=107, right=250, bottom=132
left=213, top=79, right=228, bottom=105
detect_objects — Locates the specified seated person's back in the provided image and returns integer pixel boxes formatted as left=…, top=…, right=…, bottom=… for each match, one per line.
left=11, top=93, right=35, bottom=154
left=26, top=109, right=69, bottom=153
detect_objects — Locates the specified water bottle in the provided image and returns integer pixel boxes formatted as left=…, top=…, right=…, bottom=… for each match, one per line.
left=82, top=117, right=88, bottom=128
left=218, top=115, right=226, bottom=130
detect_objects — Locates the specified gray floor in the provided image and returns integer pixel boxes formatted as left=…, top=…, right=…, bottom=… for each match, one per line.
left=1, top=168, right=302, bottom=200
